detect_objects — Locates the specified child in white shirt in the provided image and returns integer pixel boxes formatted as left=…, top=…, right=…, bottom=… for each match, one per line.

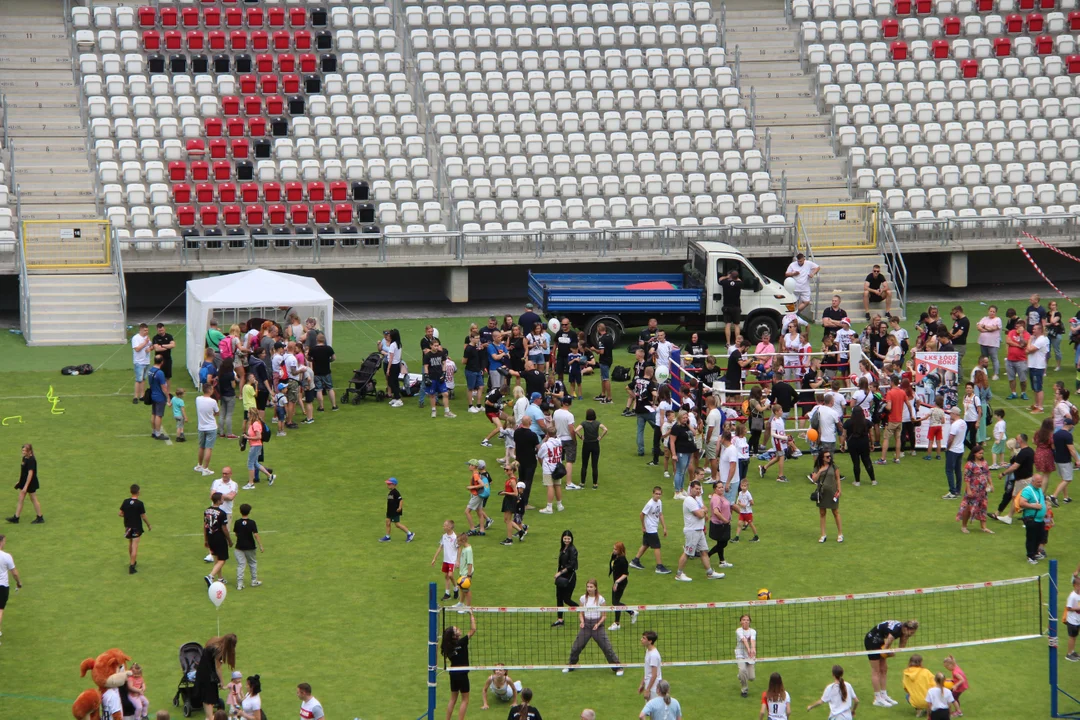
left=991, top=409, right=1007, bottom=469
left=444, top=358, right=458, bottom=398
left=759, top=405, right=791, bottom=482
left=924, top=396, right=946, bottom=461
left=660, top=409, right=676, bottom=479
left=273, top=385, right=288, bottom=437
left=1065, top=575, right=1080, bottom=661
left=733, top=424, right=751, bottom=481
left=732, top=479, right=759, bottom=542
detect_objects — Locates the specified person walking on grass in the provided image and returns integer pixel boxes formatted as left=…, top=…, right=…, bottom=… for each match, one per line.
left=120, top=484, right=151, bottom=574
left=194, top=384, right=219, bottom=477
left=577, top=408, right=608, bottom=489
left=674, top=480, right=726, bottom=583
left=456, top=532, right=474, bottom=611
left=563, top=578, right=625, bottom=675
left=808, top=665, right=858, bottom=719
left=552, top=398, right=579, bottom=490
left=1005, top=321, right=1031, bottom=401
left=442, top=612, right=477, bottom=720
left=309, top=332, right=338, bottom=412
left=6, top=444, right=43, bottom=525
left=233, top=503, right=263, bottom=590
left=1028, top=323, right=1051, bottom=413
left=432, top=520, right=460, bottom=604
left=1050, top=417, right=1080, bottom=507
left=735, top=614, right=758, bottom=698
left=812, top=450, right=844, bottom=543
left=132, top=323, right=152, bottom=404
left=241, top=412, right=275, bottom=490
left=172, top=387, right=188, bottom=442
left=758, top=404, right=791, bottom=483
left=552, top=529, right=579, bottom=627
left=426, top=338, right=457, bottom=419
left=0, top=534, right=20, bottom=642
left=708, top=481, right=734, bottom=569
left=465, top=460, right=493, bottom=536
left=608, top=541, right=637, bottom=631
left=538, top=428, right=565, bottom=515
left=149, top=354, right=171, bottom=441
left=498, top=462, right=527, bottom=546
left=991, top=434, right=1034, bottom=525
left=203, top=492, right=233, bottom=588
left=943, top=407, right=967, bottom=500
left=1019, top=472, right=1049, bottom=565
left=631, top=487, right=671, bottom=574
left=296, top=683, right=324, bottom=720
left=380, top=477, right=415, bottom=543
left=957, top=444, right=994, bottom=534
left=639, top=631, right=662, bottom=701
left=205, top=469, right=238, bottom=563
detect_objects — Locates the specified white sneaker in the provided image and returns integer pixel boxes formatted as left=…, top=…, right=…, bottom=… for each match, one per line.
left=615, top=669, right=624, bottom=676
left=539, top=506, right=554, bottom=514
left=609, top=622, right=621, bottom=631
left=663, top=471, right=671, bottom=478
left=718, top=561, right=734, bottom=568
left=557, top=503, right=565, bottom=511
left=445, top=411, right=457, bottom=418
left=883, top=695, right=899, bottom=706
left=999, top=515, right=1013, bottom=525
left=431, top=409, right=437, bottom=418
left=242, top=483, right=256, bottom=490
left=837, top=535, right=844, bottom=543
left=631, top=611, right=639, bottom=624
left=201, top=468, right=214, bottom=476
left=236, top=582, right=244, bottom=590
left=707, top=571, right=725, bottom=579
left=674, top=572, right=693, bottom=582
left=873, top=698, right=892, bottom=708
left=565, top=483, right=582, bottom=490
left=194, top=465, right=204, bottom=473
left=203, top=554, right=214, bottom=562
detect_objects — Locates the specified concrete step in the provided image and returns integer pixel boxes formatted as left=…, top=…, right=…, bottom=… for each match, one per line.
left=20, top=205, right=100, bottom=221
left=25, top=271, right=127, bottom=345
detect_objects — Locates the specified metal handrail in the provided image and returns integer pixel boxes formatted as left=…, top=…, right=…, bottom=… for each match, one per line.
left=720, top=1, right=727, bottom=50
left=17, top=233, right=30, bottom=343
left=749, top=86, right=756, bottom=133
left=879, top=213, right=909, bottom=320
left=795, top=211, right=821, bottom=317
left=111, top=225, right=127, bottom=328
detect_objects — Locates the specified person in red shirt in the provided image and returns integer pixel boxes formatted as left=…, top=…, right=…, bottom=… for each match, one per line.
left=1005, top=324, right=1031, bottom=401
left=878, top=379, right=913, bottom=465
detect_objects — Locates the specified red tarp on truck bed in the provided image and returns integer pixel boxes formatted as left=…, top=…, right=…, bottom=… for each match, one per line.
left=624, top=281, right=677, bottom=290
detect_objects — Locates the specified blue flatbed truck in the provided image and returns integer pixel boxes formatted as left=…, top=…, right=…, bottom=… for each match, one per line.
left=528, top=241, right=797, bottom=345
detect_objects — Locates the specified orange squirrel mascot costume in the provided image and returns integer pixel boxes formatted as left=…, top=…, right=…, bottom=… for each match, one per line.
left=72, top=648, right=132, bottom=720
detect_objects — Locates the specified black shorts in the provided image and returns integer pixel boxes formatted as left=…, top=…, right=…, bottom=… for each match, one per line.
left=208, top=534, right=229, bottom=561
left=0, top=584, right=8, bottom=609
left=864, top=633, right=886, bottom=661
left=642, top=531, right=661, bottom=549
left=722, top=307, right=741, bottom=324
left=555, top=355, right=569, bottom=374
left=14, top=476, right=39, bottom=494
left=1068, top=622, right=1080, bottom=638
left=125, top=527, right=142, bottom=540
left=255, top=388, right=269, bottom=411
left=304, top=389, right=317, bottom=403
left=448, top=670, right=470, bottom=694
left=161, top=357, right=173, bottom=380
left=501, top=495, right=516, bottom=513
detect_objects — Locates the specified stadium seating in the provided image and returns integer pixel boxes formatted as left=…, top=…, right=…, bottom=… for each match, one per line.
left=800, top=0, right=1080, bottom=225
left=76, top=0, right=785, bottom=242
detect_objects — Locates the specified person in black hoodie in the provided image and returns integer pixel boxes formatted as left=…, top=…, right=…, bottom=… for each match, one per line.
left=552, top=530, right=578, bottom=627
left=609, top=541, right=636, bottom=630
left=507, top=688, right=543, bottom=720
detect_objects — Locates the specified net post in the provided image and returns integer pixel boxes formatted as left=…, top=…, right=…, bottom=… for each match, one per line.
left=1051, top=559, right=1060, bottom=718
left=427, top=581, right=438, bottom=720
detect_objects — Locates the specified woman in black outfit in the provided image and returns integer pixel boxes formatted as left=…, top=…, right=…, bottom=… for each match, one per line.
left=508, top=325, right=526, bottom=387
left=577, top=408, right=608, bottom=489
left=507, top=688, right=542, bottom=720
left=608, top=541, right=636, bottom=630
left=193, top=633, right=237, bottom=719
left=442, top=611, right=477, bottom=720
left=384, top=329, right=403, bottom=403
left=843, top=407, right=876, bottom=487
left=6, top=444, right=42, bottom=524
left=746, top=386, right=767, bottom=454
left=552, top=530, right=578, bottom=627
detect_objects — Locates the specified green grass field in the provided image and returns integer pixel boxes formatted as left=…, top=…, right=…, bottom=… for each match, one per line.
left=0, top=304, right=1072, bottom=720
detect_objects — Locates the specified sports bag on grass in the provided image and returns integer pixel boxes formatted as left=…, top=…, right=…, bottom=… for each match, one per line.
left=612, top=366, right=630, bottom=382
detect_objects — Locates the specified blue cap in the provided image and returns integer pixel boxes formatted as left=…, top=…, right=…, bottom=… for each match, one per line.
left=277, top=382, right=287, bottom=390
left=530, top=392, right=542, bottom=401
left=385, top=477, right=398, bottom=485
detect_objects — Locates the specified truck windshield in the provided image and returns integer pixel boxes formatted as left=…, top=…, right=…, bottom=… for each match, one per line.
left=685, top=247, right=708, bottom=289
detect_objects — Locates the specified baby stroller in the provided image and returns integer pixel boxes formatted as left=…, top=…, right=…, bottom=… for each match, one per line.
left=342, top=351, right=386, bottom=404
left=172, top=641, right=224, bottom=717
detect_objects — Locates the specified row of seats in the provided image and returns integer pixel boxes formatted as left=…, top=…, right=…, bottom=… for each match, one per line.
left=832, top=96, right=1080, bottom=125
left=866, top=183, right=1078, bottom=205
left=101, top=154, right=433, bottom=183
left=416, top=47, right=727, bottom=74
left=840, top=118, right=1078, bottom=146
left=403, top=2, right=712, bottom=29
left=107, top=180, right=361, bottom=205
left=806, top=36, right=1079, bottom=63
left=454, top=193, right=779, bottom=221
left=459, top=215, right=784, bottom=234
left=429, top=109, right=743, bottom=136
left=792, top=0, right=1071, bottom=21
left=74, top=5, right=331, bottom=31
left=854, top=160, right=1080, bottom=184
left=407, top=23, right=720, bottom=51
left=820, top=75, right=1080, bottom=105
left=105, top=203, right=386, bottom=230
left=419, top=67, right=736, bottom=96
left=85, top=76, right=408, bottom=105
left=437, top=128, right=758, bottom=155
left=817, top=57, right=1079, bottom=86
left=888, top=206, right=1079, bottom=225
left=802, top=13, right=1075, bottom=42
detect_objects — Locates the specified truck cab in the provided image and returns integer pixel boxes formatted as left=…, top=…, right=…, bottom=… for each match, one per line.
left=684, top=241, right=796, bottom=342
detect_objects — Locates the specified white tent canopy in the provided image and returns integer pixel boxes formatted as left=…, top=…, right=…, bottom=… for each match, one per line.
left=185, top=269, right=334, bottom=385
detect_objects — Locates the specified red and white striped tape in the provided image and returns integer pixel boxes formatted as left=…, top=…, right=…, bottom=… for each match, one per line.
left=1015, top=235, right=1077, bottom=305
left=1021, top=229, right=1080, bottom=265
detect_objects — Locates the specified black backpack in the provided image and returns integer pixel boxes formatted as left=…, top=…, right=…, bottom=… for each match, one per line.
left=261, top=420, right=272, bottom=443
left=61, top=364, right=94, bottom=376
left=612, top=366, right=630, bottom=382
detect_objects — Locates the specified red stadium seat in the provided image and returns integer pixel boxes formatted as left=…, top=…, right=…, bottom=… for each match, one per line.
left=268, top=8, right=286, bottom=28
left=294, top=30, right=312, bottom=50
left=1068, top=55, right=1080, bottom=73
left=289, top=7, right=306, bottom=27
left=260, top=74, right=279, bottom=93
left=307, top=181, right=326, bottom=201
left=278, top=53, right=296, bottom=73
left=1005, top=13, right=1023, bottom=31
left=165, top=30, right=182, bottom=50
left=1019, top=0, right=1035, bottom=9
left=282, top=74, right=300, bottom=93
left=160, top=7, right=178, bottom=27
left=239, top=74, right=257, bottom=93
left=227, top=118, right=246, bottom=137
left=209, top=30, right=226, bottom=51
left=218, top=182, right=237, bottom=202
left=230, top=30, right=247, bottom=50
left=225, top=8, right=243, bottom=28
left=265, top=95, right=285, bottom=115
left=169, top=161, right=187, bottom=181
left=191, top=161, right=210, bottom=181
left=212, top=161, right=231, bottom=181
left=961, top=59, right=979, bottom=77
left=205, top=118, right=224, bottom=137
left=223, top=204, right=242, bottom=226
left=244, top=95, right=262, bottom=115
left=1042, top=0, right=1056, bottom=8
left=285, top=181, right=304, bottom=202
left=203, top=7, right=221, bottom=28
left=245, top=204, right=265, bottom=225
left=334, top=203, right=353, bottom=224
left=890, top=41, right=907, bottom=60
left=943, top=16, right=960, bottom=35
left=994, top=36, right=1012, bottom=55
left=895, top=0, right=911, bottom=13
left=181, top=7, right=199, bottom=27
left=245, top=7, right=264, bottom=28
left=313, top=203, right=331, bottom=224
left=195, top=183, right=215, bottom=202
left=222, top=96, right=240, bottom=116
left=248, top=117, right=267, bottom=137
left=251, top=30, right=269, bottom=51
left=883, top=18, right=899, bottom=37
left=240, top=183, right=260, bottom=203
left=932, top=39, right=949, bottom=58
left=329, top=181, right=348, bottom=201
left=138, top=6, right=156, bottom=28
left=273, top=30, right=291, bottom=51
left=915, top=0, right=931, bottom=12
left=1071, top=11, right=1080, bottom=29
left=977, top=0, right=992, bottom=9
left=1026, top=12, right=1044, bottom=31
left=142, top=30, right=161, bottom=50
left=177, top=205, right=196, bottom=226
left=256, top=53, right=274, bottom=72
left=200, top=205, right=219, bottom=226
left=268, top=204, right=287, bottom=224
left=263, top=183, right=282, bottom=202
left=299, top=53, right=317, bottom=73
left=289, top=204, right=310, bottom=224
left=209, top=139, right=228, bottom=159
left=1036, top=35, right=1053, bottom=54
left=173, top=183, right=192, bottom=203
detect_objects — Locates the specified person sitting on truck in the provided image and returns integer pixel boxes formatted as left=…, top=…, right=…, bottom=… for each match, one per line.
left=785, top=253, right=821, bottom=319
left=720, top=269, right=743, bottom=347
left=639, top=319, right=660, bottom=364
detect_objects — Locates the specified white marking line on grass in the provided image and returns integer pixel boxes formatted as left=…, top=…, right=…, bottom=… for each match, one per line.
left=995, top=398, right=1043, bottom=423
left=171, top=530, right=282, bottom=537
left=0, top=391, right=124, bottom=400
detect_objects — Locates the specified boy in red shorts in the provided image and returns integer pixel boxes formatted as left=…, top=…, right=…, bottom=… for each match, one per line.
left=731, top=478, right=760, bottom=543
left=430, top=519, right=459, bottom=603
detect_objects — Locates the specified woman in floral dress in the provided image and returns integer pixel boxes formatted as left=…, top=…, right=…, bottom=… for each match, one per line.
left=957, top=444, right=994, bottom=534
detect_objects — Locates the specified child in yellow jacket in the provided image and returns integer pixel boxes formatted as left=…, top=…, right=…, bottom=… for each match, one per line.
left=903, top=654, right=935, bottom=715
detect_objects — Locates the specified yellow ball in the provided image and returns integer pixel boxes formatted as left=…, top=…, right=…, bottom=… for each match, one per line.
left=944, top=681, right=954, bottom=690
left=757, top=588, right=771, bottom=600
left=458, top=576, right=471, bottom=590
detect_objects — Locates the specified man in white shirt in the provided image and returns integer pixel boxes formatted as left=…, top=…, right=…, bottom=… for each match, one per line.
left=718, top=433, right=740, bottom=506
left=0, top=534, right=23, bottom=638
left=206, top=468, right=239, bottom=562
left=1027, top=323, right=1051, bottom=413
left=297, top=682, right=325, bottom=720
left=631, top=487, right=671, bottom=574
left=639, top=631, right=662, bottom=700
left=131, top=323, right=152, bottom=404
left=284, top=340, right=305, bottom=428
left=674, top=481, right=725, bottom=582
left=944, top=406, right=968, bottom=499
left=703, top=395, right=724, bottom=477
left=654, top=330, right=677, bottom=373
left=194, top=385, right=220, bottom=477
left=815, top=400, right=842, bottom=453
left=552, top=398, right=579, bottom=490
left=785, top=253, right=820, bottom=317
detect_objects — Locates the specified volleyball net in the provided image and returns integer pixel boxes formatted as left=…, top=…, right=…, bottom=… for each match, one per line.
left=436, top=575, right=1042, bottom=673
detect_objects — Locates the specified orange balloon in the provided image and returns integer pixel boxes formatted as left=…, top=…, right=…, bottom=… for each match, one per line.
left=806, top=428, right=819, bottom=443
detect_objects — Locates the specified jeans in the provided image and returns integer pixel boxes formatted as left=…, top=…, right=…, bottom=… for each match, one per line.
left=980, top=345, right=1000, bottom=376
left=945, top=450, right=964, bottom=494
left=218, top=395, right=236, bottom=436
left=1051, top=334, right=1064, bottom=366
left=673, top=452, right=692, bottom=492
left=636, top=414, right=656, bottom=455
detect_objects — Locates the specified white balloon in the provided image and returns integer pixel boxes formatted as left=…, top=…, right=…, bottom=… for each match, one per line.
left=547, top=317, right=561, bottom=334
left=655, top=366, right=670, bottom=383
left=783, top=277, right=798, bottom=294
left=209, top=581, right=227, bottom=608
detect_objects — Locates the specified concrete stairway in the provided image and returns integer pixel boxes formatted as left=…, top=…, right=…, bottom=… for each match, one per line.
left=24, top=273, right=127, bottom=346
left=0, top=0, right=98, bottom=221
left=810, top=250, right=905, bottom=321
left=724, top=2, right=851, bottom=216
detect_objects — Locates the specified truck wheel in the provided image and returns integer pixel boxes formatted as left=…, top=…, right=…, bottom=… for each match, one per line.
left=585, top=315, right=622, bottom=346
left=745, top=315, right=779, bottom=344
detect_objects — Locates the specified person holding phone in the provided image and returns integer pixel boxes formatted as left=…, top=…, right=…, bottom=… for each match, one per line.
left=811, top=451, right=843, bottom=543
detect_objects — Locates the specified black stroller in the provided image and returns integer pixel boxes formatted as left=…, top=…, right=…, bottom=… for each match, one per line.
left=342, top=351, right=386, bottom=404
left=172, top=641, right=225, bottom=717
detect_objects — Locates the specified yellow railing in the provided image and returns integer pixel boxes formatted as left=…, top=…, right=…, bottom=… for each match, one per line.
left=21, top=219, right=111, bottom=269
left=795, top=203, right=878, bottom=251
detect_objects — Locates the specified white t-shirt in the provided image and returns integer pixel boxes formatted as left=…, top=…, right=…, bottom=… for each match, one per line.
left=539, top=437, right=563, bottom=474
left=1054, top=401, right=1075, bottom=431
left=994, top=419, right=1007, bottom=442
left=195, top=395, right=220, bottom=432
left=579, top=593, right=606, bottom=620
left=815, top=405, right=840, bottom=443
left=836, top=328, right=857, bottom=358
left=820, top=681, right=857, bottom=720
left=719, top=444, right=740, bottom=488
left=641, top=498, right=663, bottom=534
left=682, top=494, right=705, bottom=532
left=300, top=696, right=324, bottom=720
left=0, top=550, right=14, bottom=586
left=528, top=331, right=550, bottom=355
left=643, top=647, right=663, bottom=692
left=284, top=352, right=301, bottom=380
left=705, top=407, right=722, bottom=443
left=211, top=478, right=239, bottom=516
left=101, top=688, right=122, bottom=719
left=962, top=393, right=981, bottom=423
left=1067, top=590, right=1080, bottom=626
left=655, top=340, right=676, bottom=369
left=552, top=407, right=575, bottom=441
left=925, top=686, right=955, bottom=711
left=1029, top=335, right=1050, bottom=370
left=387, top=341, right=402, bottom=365
left=440, top=532, right=459, bottom=565
left=947, top=418, right=968, bottom=453
left=977, top=315, right=1002, bottom=347
left=764, top=692, right=791, bottom=720
left=655, top=400, right=672, bottom=428
left=733, top=435, right=750, bottom=460
left=852, top=389, right=873, bottom=414
left=132, top=333, right=150, bottom=364
left=782, top=334, right=804, bottom=367
left=241, top=694, right=262, bottom=714
left=786, top=259, right=819, bottom=292
left=737, top=489, right=754, bottom=513
left=735, top=626, right=757, bottom=660
left=513, top=396, right=528, bottom=426
left=769, top=416, right=787, bottom=443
